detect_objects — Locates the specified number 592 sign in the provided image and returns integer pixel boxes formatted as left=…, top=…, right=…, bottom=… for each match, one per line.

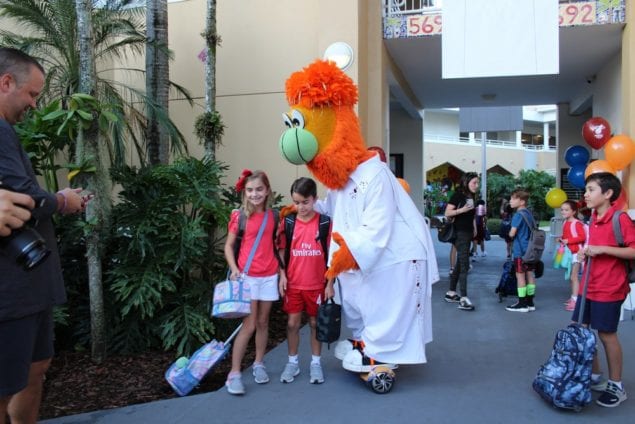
left=559, top=1, right=596, bottom=26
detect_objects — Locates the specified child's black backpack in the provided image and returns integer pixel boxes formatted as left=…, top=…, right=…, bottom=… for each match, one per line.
left=283, top=213, right=331, bottom=267
left=495, top=259, right=517, bottom=302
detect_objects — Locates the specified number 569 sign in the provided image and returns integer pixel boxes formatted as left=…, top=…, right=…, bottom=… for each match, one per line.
left=407, top=14, right=442, bottom=37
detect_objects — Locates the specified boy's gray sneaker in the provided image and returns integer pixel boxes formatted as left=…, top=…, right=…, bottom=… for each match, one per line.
left=253, top=364, right=270, bottom=384
left=280, top=362, right=300, bottom=383
left=226, top=375, right=245, bottom=395
left=596, top=381, right=627, bottom=407
left=309, top=363, right=324, bottom=384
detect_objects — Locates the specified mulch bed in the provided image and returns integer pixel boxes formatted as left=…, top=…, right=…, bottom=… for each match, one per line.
left=40, top=302, right=290, bottom=420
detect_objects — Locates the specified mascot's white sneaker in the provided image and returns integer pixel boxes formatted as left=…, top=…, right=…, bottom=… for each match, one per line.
left=341, top=349, right=398, bottom=373
left=334, top=339, right=364, bottom=360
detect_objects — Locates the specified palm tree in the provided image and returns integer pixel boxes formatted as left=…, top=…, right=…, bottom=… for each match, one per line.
left=195, top=0, right=224, bottom=161
left=0, top=0, right=191, bottom=167
left=145, top=0, right=170, bottom=165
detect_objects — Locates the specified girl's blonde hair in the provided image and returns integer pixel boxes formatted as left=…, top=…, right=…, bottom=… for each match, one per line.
left=237, top=170, right=272, bottom=217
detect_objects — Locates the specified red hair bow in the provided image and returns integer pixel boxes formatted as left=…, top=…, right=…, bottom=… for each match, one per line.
left=235, top=169, right=253, bottom=192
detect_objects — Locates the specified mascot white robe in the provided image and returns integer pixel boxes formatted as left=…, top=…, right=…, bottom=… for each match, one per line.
left=316, top=155, right=439, bottom=364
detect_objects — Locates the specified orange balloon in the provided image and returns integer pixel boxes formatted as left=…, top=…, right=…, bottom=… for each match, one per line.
left=584, top=160, right=615, bottom=178
left=605, top=134, right=635, bottom=171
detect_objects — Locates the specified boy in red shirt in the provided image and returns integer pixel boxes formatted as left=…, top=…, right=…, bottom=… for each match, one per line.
left=576, top=172, right=635, bottom=408
left=277, top=177, right=333, bottom=384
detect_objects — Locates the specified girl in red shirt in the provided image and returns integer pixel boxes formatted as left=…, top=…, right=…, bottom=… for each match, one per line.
left=559, top=200, right=587, bottom=311
left=224, top=170, right=281, bottom=395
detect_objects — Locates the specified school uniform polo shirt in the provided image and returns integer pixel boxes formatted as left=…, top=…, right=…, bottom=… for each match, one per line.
left=276, top=213, right=329, bottom=291
left=228, top=209, right=279, bottom=277
left=582, top=204, right=635, bottom=302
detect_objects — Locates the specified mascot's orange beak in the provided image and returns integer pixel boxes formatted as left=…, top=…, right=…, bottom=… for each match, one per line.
left=279, top=106, right=336, bottom=165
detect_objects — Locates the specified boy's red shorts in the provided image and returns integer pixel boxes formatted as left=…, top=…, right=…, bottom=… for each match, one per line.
left=283, top=288, right=323, bottom=316
left=514, top=257, right=535, bottom=273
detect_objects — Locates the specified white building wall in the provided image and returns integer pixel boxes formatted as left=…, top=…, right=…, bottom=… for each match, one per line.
left=390, top=108, right=424, bottom=210
left=593, top=53, right=623, bottom=134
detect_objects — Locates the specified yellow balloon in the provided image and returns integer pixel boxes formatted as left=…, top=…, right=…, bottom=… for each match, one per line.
left=545, top=188, right=567, bottom=208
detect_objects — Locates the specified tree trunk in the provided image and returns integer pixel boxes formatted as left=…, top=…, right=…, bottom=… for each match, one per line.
left=76, top=0, right=110, bottom=364
left=146, top=0, right=170, bottom=165
left=204, top=0, right=217, bottom=161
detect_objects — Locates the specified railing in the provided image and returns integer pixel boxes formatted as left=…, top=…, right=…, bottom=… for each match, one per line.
left=424, top=134, right=556, bottom=151
left=383, top=0, right=441, bottom=17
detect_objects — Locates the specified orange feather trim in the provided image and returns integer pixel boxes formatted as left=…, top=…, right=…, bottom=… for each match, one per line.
left=285, top=60, right=358, bottom=109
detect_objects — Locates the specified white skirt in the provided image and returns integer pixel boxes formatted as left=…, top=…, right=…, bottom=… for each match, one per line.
left=338, top=260, right=432, bottom=364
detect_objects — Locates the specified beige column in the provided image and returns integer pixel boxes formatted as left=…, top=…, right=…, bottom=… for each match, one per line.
left=357, top=0, right=388, bottom=149
left=625, top=0, right=635, bottom=207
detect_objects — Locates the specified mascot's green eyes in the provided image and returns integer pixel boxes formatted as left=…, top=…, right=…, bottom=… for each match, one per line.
left=282, top=109, right=305, bottom=129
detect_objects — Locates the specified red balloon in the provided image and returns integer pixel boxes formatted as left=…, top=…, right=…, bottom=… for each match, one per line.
left=582, top=117, right=611, bottom=149
left=615, top=188, right=628, bottom=211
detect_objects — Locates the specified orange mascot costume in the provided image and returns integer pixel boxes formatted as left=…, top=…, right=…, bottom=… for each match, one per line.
left=279, top=60, right=439, bottom=371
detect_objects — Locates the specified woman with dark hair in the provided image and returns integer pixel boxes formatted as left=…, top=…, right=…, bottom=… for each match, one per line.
left=444, top=172, right=479, bottom=311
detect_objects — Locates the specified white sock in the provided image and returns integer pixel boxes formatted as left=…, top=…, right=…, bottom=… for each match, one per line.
left=571, top=296, right=578, bottom=301
left=608, top=379, right=624, bottom=390
left=311, top=355, right=321, bottom=365
left=288, top=355, right=299, bottom=364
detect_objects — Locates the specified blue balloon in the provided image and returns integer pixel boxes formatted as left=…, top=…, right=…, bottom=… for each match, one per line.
left=567, top=165, right=586, bottom=189
left=565, top=145, right=590, bottom=167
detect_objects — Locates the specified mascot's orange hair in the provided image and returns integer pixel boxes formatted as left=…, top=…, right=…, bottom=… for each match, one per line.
left=285, top=60, right=373, bottom=190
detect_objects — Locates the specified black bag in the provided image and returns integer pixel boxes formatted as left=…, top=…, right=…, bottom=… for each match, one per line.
left=495, top=259, right=517, bottom=302
left=437, top=219, right=456, bottom=243
left=316, top=298, right=341, bottom=347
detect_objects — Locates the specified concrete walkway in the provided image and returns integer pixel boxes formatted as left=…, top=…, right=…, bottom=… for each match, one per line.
left=44, top=236, right=635, bottom=423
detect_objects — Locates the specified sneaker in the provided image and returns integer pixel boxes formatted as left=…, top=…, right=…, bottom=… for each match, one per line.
left=506, top=301, right=529, bottom=312
left=341, top=349, right=398, bottom=373
left=458, top=297, right=475, bottom=311
left=481, top=251, right=487, bottom=257
left=225, top=374, right=245, bottom=395
left=309, top=363, right=324, bottom=384
left=280, top=362, right=300, bottom=383
left=597, top=381, right=627, bottom=407
left=334, top=339, right=364, bottom=360
left=526, top=298, right=536, bottom=312
left=591, top=377, right=608, bottom=392
left=564, top=298, right=576, bottom=312
left=252, top=363, right=270, bottom=384
left=444, top=292, right=460, bottom=303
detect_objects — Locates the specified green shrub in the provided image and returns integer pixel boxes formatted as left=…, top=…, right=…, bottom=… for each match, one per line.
left=105, top=158, right=232, bottom=355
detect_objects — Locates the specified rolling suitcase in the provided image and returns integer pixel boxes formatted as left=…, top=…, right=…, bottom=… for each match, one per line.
left=532, top=259, right=596, bottom=411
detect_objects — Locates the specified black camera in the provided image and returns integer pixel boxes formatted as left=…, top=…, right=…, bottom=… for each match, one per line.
left=0, top=184, right=50, bottom=270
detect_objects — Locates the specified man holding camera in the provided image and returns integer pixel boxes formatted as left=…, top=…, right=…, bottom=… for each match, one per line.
left=0, top=190, right=34, bottom=236
left=0, top=48, right=86, bottom=424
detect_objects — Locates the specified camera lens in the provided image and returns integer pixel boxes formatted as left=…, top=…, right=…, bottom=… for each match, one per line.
left=5, top=227, right=51, bottom=270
